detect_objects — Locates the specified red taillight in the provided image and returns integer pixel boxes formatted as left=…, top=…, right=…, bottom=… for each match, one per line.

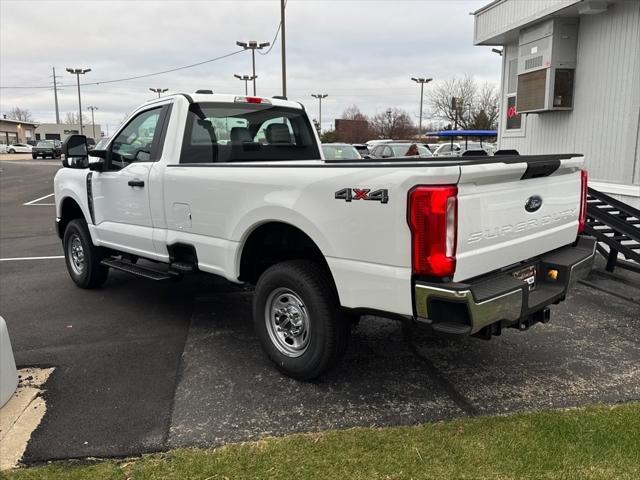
left=234, top=96, right=271, bottom=104
left=408, top=185, right=458, bottom=278
left=578, top=169, right=588, bottom=234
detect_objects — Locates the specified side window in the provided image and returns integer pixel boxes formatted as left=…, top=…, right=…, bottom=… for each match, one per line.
left=440, top=145, right=451, bottom=153
left=110, top=107, right=163, bottom=170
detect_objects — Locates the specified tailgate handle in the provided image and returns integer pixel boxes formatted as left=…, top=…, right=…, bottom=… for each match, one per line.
left=128, top=179, right=145, bottom=187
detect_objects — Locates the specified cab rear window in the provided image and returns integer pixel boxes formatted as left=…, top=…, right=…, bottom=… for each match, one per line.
left=179, top=102, right=321, bottom=163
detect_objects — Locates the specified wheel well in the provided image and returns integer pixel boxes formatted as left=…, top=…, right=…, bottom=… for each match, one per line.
left=239, top=222, right=335, bottom=287
left=58, top=197, right=85, bottom=239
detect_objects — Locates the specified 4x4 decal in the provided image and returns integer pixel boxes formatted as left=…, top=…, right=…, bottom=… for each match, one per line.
left=335, top=188, right=389, bottom=204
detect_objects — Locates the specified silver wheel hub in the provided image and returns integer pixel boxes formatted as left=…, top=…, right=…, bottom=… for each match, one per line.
left=265, top=288, right=310, bottom=357
left=68, top=234, right=86, bottom=275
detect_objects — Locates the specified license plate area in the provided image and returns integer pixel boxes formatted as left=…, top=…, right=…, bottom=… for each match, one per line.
left=512, top=265, right=537, bottom=291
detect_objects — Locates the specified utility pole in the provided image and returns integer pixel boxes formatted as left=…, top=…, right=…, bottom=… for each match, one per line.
left=311, top=94, right=328, bottom=134
left=234, top=74, right=257, bottom=96
left=149, top=88, right=168, bottom=98
left=236, top=41, right=270, bottom=95
left=66, top=67, right=91, bottom=134
left=87, top=106, right=98, bottom=139
left=51, top=67, right=61, bottom=124
left=411, top=77, right=432, bottom=139
left=280, top=0, right=287, bottom=98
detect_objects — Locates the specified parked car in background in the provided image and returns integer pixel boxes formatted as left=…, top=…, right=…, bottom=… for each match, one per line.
left=352, top=144, right=369, bottom=156
left=365, top=139, right=393, bottom=150
left=6, top=143, right=33, bottom=154
left=369, top=142, right=432, bottom=158
left=322, top=143, right=362, bottom=160
left=432, top=143, right=462, bottom=157
left=459, top=142, right=497, bottom=156
left=32, top=140, right=62, bottom=159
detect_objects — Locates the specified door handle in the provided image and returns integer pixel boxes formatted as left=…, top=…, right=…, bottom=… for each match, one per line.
left=128, top=179, right=145, bottom=187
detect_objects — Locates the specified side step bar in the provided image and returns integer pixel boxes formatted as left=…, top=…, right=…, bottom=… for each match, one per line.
left=100, top=258, right=179, bottom=281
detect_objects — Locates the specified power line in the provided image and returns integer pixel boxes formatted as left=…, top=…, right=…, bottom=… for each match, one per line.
left=0, top=49, right=244, bottom=89
left=258, top=0, right=287, bottom=56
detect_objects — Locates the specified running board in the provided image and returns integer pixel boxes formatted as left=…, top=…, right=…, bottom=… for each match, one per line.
left=101, top=258, right=177, bottom=281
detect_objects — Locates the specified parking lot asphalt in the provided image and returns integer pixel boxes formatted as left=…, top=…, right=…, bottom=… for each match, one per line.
left=1, top=159, right=639, bottom=463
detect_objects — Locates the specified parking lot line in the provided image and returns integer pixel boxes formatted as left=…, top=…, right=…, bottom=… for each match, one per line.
left=0, top=256, right=64, bottom=262
left=23, top=193, right=55, bottom=206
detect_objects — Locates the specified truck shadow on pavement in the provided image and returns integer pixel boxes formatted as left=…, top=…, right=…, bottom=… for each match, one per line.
left=167, top=275, right=640, bottom=449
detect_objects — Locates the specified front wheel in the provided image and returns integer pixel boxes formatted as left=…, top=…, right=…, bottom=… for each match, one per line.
left=8, top=149, right=15, bottom=154
left=63, top=219, right=109, bottom=289
left=253, top=260, right=350, bottom=380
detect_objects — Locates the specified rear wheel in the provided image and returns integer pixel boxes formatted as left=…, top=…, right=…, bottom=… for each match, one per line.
left=253, top=260, right=350, bottom=380
left=8, top=148, right=15, bottom=154
left=63, top=219, right=109, bottom=289
left=32, top=154, right=37, bottom=159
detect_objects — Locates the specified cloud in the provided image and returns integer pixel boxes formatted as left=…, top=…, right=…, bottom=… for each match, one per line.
left=0, top=0, right=500, bottom=132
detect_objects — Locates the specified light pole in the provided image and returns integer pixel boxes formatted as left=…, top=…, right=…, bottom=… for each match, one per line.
left=87, top=106, right=98, bottom=139
left=236, top=41, right=270, bottom=95
left=149, top=88, right=168, bottom=98
left=234, top=74, right=257, bottom=96
left=280, top=0, right=287, bottom=98
left=66, top=67, right=91, bottom=134
left=311, top=94, right=328, bottom=134
left=411, top=77, right=432, bottom=139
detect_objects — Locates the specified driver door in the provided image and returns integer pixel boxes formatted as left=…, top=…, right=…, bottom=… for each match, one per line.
left=92, top=106, right=167, bottom=255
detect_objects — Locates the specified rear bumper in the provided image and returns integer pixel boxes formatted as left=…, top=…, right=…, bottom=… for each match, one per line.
left=414, top=236, right=596, bottom=335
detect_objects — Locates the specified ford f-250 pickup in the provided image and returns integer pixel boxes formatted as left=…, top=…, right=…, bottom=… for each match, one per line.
left=55, top=92, right=595, bottom=379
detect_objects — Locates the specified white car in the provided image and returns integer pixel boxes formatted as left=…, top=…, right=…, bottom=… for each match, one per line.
left=53, top=92, right=595, bottom=379
left=0, top=144, right=7, bottom=154
left=6, top=143, right=33, bottom=154
left=432, top=143, right=462, bottom=157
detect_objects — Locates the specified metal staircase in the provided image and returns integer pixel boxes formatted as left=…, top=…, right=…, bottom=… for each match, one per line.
left=584, top=187, right=640, bottom=273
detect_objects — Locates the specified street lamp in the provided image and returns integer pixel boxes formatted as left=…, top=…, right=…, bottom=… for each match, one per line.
left=411, top=77, right=432, bottom=138
left=66, top=67, right=91, bottom=134
left=234, top=74, right=257, bottom=96
left=236, top=40, right=270, bottom=95
left=87, top=106, right=98, bottom=139
left=311, top=94, right=328, bottom=134
left=149, top=88, right=168, bottom=98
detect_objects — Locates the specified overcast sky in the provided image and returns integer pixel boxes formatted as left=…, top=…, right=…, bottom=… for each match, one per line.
left=0, top=0, right=500, bottom=134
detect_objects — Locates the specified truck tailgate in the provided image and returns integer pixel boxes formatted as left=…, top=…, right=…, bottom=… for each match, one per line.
left=454, top=157, right=583, bottom=282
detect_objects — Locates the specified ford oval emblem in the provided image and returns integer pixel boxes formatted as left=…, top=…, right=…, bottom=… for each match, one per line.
left=525, top=195, right=543, bottom=212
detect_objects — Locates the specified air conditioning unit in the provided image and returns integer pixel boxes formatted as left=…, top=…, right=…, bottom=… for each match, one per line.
left=516, top=18, right=579, bottom=113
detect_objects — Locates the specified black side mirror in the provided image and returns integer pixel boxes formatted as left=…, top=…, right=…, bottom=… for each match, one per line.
left=62, top=135, right=89, bottom=168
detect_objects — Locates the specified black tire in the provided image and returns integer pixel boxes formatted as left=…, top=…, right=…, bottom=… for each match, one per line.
left=8, top=149, right=15, bottom=154
left=32, top=154, right=37, bottom=159
left=253, top=260, right=350, bottom=380
left=63, top=219, right=109, bottom=289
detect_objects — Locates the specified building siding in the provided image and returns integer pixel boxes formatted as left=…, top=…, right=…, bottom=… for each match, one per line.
left=497, top=1, right=640, bottom=200
left=474, top=0, right=581, bottom=45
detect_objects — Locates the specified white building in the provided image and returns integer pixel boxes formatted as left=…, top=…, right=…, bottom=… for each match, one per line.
left=473, top=0, right=639, bottom=207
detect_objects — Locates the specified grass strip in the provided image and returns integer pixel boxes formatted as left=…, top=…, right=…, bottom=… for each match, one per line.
left=4, top=403, right=639, bottom=480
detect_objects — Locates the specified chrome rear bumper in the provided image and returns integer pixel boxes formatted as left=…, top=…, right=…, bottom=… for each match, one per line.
left=414, top=236, right=596, bottom=335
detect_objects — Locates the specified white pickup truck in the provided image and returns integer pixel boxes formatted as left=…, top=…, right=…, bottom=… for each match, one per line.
left=55, top=92, right=595, bottom=379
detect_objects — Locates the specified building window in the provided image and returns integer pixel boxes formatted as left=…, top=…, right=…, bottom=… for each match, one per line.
left=504, top=57, right=523, bottom=132
left=506, top=95, right=522, bottom=130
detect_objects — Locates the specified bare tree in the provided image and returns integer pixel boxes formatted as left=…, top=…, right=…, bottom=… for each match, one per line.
left=370, top=108, right=415, bottom=139
left=428, top=75, right=499, bottom=130
left=63, top=111, right=89, bottom=125
left=474, top=82, right=500, bottom=130
left=6, top=107, right=34, bottom=122
left=341, top=104, right=368, bottom=122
